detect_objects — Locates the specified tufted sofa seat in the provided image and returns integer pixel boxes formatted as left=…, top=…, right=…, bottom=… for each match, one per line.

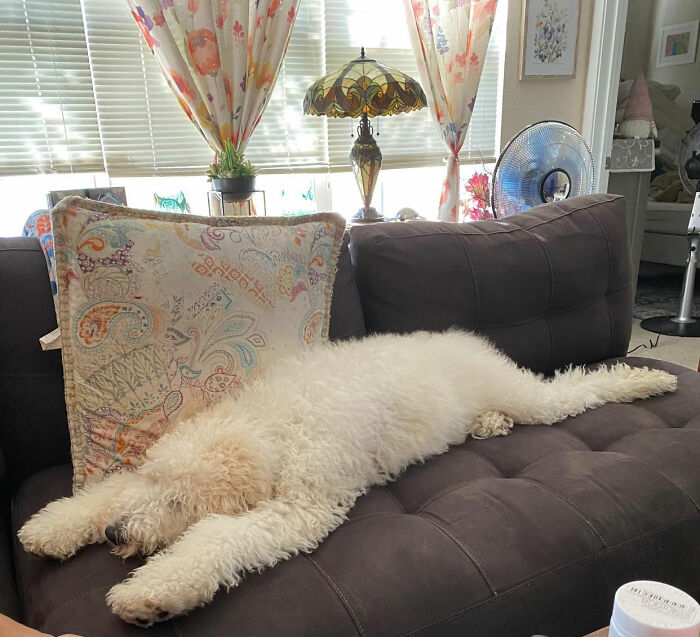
left=2, top=195, right=699, bottom=636
left=10, top=356, right=700, bottom=637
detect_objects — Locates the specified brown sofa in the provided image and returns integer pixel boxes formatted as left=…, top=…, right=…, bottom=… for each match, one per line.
left=1, top=194, right=698, bottom=636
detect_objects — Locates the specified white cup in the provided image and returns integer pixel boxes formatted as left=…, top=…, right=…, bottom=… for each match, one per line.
left=609, top=581, right=700, bottom=637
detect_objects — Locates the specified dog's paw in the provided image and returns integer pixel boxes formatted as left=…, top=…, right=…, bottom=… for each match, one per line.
left=18, top=514, right=82, bottom=560
left=472, top=411, right=514, bottom=439
left=107, top=579, right=184, bottom=627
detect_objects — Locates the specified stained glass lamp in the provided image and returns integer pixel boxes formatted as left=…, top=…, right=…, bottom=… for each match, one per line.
left=303, top=48, right=427, bottom=222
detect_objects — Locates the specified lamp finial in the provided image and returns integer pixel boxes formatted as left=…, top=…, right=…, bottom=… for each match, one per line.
left=360, top=46, right=365, bottom=58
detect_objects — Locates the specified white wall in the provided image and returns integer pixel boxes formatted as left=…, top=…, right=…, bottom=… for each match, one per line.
left=645, top=0, right=700, bottom=115
left=500, top=0, right=595, bottom=145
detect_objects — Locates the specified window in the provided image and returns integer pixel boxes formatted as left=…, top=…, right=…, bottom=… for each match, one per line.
left=0, top=0, right=506, bottom=178
left=0, top=0, right=103, bottom=175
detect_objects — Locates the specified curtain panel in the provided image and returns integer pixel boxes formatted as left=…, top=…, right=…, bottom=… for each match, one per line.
left=126, top=0, right=301, bottom=156
left=404, top=0, right=498, bottom=221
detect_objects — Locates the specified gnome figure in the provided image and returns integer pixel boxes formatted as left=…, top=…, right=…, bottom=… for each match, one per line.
left=619, top=73, right=658, bottom=140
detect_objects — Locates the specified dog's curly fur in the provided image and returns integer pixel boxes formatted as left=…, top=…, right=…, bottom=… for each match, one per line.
left=18, top=331, right=677, bottom=626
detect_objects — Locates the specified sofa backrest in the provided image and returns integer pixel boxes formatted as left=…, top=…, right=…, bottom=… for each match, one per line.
left=0, top=194, right=632, bottom=488
left=0, top=237, right=70, bottom=489
left=348, top=194, right=632, bottom=374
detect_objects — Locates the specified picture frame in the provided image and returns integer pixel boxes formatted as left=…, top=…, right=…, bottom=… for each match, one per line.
left=520, top=0, right=580, bottom=80
left=656, top=20, right=699, bottom=68
left=46, top=187, right=127, bottom=208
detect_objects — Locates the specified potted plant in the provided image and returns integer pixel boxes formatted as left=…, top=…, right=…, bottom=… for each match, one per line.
left=208, top=140, right=259, bottom=201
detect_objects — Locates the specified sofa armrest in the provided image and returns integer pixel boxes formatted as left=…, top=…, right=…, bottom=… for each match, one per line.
left=0, top=238, right=70, bottom=492
left=349, top=194, right=633, bottom=374
left=0, top=443, right=20, bottom=620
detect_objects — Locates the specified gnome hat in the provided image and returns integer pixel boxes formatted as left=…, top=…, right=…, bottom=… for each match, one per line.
left=620, top=73, right=658, bottom=139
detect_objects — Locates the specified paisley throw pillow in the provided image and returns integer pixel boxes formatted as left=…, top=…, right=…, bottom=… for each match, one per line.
left=52, top=197, right=345, bottom=489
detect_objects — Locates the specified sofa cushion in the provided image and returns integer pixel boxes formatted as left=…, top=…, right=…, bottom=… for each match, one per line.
left=51, top=197, right=348, bottom=487
left=349, top=194, right=633, bottom=375
left=12, top=358, right=700, bottom=637
left=0, top=233, right=364, bottom=494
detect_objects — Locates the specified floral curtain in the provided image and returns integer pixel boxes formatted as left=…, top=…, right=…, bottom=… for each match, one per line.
left=404, top=0, right=498, bottom=221
left=126, top=0, right=300, bottom=156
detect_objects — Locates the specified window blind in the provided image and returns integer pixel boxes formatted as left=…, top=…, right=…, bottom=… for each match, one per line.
left=0, top=0, right=103, bottom=175
left=81, top=0, right=213, bottom=177
left=0, top=0, right=504, bottom=177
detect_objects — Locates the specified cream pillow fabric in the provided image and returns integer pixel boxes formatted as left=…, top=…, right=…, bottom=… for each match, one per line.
left=52, top=197, right=345, bottom=489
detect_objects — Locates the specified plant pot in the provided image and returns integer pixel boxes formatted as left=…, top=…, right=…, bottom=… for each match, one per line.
left=212, top=176, right=256, bottom=201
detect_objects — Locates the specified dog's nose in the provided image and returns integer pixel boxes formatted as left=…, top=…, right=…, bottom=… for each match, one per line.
left=104, top=523, right=122, bottom=546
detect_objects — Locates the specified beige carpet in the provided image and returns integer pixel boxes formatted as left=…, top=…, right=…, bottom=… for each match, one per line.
left=627, top=319, right=700, bottom=370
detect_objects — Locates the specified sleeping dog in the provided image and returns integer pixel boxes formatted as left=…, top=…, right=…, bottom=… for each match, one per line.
left=18, top=330, right=676, bottom=626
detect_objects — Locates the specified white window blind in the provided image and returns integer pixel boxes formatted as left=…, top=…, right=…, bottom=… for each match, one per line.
left=0, top=0, right=103, bottom=175
left=81, top=0, right=212, bottom=177
left=0, top=0, right=504, bottom=177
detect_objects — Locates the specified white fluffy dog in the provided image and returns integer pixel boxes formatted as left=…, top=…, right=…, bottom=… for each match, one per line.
left=18, top=330, right=676, bottom=627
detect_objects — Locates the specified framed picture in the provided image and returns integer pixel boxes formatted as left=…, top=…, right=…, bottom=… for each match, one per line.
left=45, top=189, right=84, bottom=208
left=47, top=187, right=127, bottom=208
left=86, top=187, right=127, bottom=206
left=656, top=20, right=699, bottom=68
left=520, top=0, right=580, bottom=80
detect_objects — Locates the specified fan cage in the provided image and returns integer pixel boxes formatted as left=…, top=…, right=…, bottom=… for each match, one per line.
left=491, top=121, right=595, bottom=218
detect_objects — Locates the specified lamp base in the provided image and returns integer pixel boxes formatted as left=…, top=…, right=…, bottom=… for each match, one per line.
left=351, top=206, right=384, bottom=223
left=640, top=316, right=700, bottom=337
left=350, top=113, right=383, bottom=224
left=640, top=229, right=698, bottom=337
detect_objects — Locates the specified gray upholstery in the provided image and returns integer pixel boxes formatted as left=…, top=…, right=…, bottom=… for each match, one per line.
left=349, top=195, right=633, bottom=373
left=0, top=446, right=19, bottom=620
left=1, top=194, right=698, bottom=637
left=0, top=238, right=69, bottom=491
left=11, top=359, right=700, bottom=636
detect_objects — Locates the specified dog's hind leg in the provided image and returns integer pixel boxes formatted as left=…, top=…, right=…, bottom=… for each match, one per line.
left=107, top=494, right=350, bottom=626
left=493, top=362, right=677, bottom=426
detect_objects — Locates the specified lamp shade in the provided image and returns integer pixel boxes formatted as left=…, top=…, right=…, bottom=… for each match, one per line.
left=303, top=49, right=427, bottom=118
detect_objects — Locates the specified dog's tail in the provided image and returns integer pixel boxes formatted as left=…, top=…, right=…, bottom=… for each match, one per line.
left=502, top=363, right=677, bottom=426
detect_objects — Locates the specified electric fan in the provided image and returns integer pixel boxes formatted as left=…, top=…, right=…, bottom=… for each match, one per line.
left=491, top=121, right=595, bottom=217
left=641, top=123, right=700, bottom=338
